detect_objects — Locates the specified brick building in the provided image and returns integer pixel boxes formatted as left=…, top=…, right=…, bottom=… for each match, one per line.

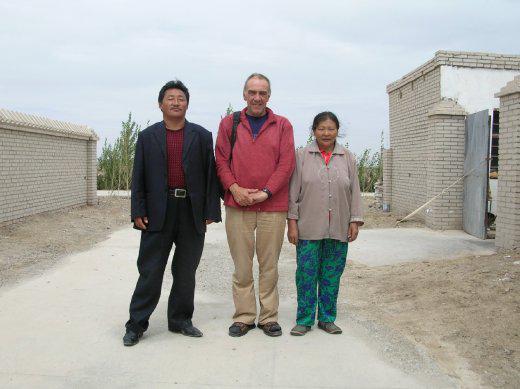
left=383, top=51, right=520, bottom=240
left=0, top=108, right=98, bottom=224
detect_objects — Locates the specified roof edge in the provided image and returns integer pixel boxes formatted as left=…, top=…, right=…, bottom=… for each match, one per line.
left=387, top=50, right=520, bottom=94
left=0, top=108, right=98, bottom=141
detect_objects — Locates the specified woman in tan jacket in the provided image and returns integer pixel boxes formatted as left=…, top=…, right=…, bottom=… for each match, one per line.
left=287, top=112, right=364, bottom=336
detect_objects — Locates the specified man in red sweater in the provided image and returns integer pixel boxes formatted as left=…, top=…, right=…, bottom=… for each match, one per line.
left=216, top=73, right=295, bottom=337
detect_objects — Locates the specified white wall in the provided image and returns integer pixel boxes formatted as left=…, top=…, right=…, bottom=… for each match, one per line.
left=441, top=66, right=520, bottom=114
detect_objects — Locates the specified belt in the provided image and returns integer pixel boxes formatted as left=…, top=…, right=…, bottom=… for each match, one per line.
left=168, top=188, right=188, bottom=198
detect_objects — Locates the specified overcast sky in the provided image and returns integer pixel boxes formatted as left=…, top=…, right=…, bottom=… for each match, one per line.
left=1, top=0, right=519, bottom=154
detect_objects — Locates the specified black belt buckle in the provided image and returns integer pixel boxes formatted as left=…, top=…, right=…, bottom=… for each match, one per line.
left=173, top=188, right=187, bottom=198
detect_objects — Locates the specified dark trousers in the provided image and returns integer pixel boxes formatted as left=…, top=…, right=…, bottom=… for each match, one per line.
left=126, top=196, right=204, bottom=334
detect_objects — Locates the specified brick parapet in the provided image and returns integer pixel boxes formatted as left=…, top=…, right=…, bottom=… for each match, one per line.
left=387, top=50, right=520, bottom=93
left=0, top=108, right=98, bottom=141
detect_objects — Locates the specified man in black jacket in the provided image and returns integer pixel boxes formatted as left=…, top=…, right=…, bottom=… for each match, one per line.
left=123, top=80, right=221, bottom=346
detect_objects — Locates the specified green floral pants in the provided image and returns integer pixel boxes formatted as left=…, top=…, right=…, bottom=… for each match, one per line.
left=295, top=239, right=348, bottom=326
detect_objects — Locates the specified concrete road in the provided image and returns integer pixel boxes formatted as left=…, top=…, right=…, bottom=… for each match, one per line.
left=0, top=222, right=493, bottom=388
left=350, top=228, right=496, bottom=266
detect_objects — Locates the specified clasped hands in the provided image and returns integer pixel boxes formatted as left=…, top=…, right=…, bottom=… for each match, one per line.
left=229, top=183, right=268, bottom=207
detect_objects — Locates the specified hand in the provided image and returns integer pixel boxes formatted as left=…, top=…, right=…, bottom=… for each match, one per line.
left=287, top=219, right=299, bottom=245
left=229, top=183, right=258, bottom=206
left=348, top=222, right=359, bottom=242
left=205, top=219, right=214, bottom=225
left=135, top=216, right=148, bottom=230
left=251, top=191, right=268, bottom=204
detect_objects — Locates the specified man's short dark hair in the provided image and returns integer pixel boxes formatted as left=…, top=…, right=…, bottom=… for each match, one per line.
left=158, top=80, right=190, bottom=103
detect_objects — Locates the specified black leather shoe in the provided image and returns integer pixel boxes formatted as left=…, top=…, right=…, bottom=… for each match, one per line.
left=229, top=322, right=256, bottom=337
left=258, top=322, right=282, bottom=337
left=123, top=330, right=142, bottom=346
left=169, top=322, right=203, bottom=337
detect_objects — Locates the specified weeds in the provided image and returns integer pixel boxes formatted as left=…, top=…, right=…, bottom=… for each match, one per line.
left=356, top=148, right=382, bottom=192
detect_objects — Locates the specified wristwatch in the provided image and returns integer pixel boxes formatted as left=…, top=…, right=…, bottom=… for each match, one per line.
left=262, top=188, right=272, bottom=199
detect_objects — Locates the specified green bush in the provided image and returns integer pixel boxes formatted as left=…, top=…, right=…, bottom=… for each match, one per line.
left=97, top=113, right=142, bottom=190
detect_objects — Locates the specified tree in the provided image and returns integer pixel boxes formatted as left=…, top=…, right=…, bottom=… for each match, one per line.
left=222, top=103, right=234, bottom=118
left=97, top=112, right=142, bottom=190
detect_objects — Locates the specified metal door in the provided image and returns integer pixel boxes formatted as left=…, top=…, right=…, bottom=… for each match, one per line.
left=463, top=110, right=490, bottom=239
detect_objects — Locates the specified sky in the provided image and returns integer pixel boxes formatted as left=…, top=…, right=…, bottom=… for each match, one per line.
left=1, top=0, right=519, bottom=155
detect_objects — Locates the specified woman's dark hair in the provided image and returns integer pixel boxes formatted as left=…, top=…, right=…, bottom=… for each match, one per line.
left=312, top=111, right=340, bottom=131
left=158, top=80, right=190, bottom=103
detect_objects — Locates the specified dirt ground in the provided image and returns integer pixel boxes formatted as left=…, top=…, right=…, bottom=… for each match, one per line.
left=361, top=195, right=425, bottom=229
left=346, top=252, right=520, bottom=388
left=1, top=196, right=519, bottom=387
left=0, top=197, right=130, bottom=287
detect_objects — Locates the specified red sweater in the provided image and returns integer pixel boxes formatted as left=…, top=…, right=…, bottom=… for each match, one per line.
left=166, top=128, right=186, bottom=188
left=215, top=108, right=295, bottom=212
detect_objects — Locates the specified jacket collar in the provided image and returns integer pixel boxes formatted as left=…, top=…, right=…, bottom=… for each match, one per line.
left=152, top=122, right=167, bottom=160
left=182, top=120, right=196, bottom=164
left=307, top=139, right=346, bottom=155
left=152, top=120, right=195, bottom=164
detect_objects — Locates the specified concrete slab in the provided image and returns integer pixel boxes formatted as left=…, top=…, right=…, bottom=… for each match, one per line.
left=0, top=226, right=458, bottom=388
left=97, top=190, right=130, bottom=197
left=349, top=228, right=496, bottom=267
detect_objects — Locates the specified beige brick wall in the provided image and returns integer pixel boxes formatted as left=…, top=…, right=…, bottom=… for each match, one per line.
left=382, top=148, right=392, bottom=211
left=425, top=101, right=466, bottom=229
left=495, top=77, right=520, bottom=249
left=86, top=140, right=97, bottom=206
left=0, top=109, right=98, bottom=224
left=387, top=66, right=441, bottom=220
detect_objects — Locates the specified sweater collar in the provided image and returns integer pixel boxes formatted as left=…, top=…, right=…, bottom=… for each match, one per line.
left=307, top=140, right=346, bottom=155
left=241, top=107, right=276, bottom=125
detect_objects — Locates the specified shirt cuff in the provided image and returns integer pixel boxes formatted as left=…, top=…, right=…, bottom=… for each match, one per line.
left=350, top=217, right=364, bottom=225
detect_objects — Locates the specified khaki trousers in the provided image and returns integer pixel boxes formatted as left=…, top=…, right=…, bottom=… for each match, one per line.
left=225, top=206, right=287, bottom=325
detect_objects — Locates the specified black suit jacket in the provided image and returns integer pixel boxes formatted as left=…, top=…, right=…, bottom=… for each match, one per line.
left=131, top=120, right=222, bottom=234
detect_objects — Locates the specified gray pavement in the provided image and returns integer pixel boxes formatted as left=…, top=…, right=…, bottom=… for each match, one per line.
left=0, top=221, right=494, bottom=388
left=350, top=228, right=496, bottom=266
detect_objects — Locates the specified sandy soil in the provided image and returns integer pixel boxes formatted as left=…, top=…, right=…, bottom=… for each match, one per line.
left=346, top=253, right=520, bottom=388
left=1, top=195, right=519, bottom=387
left=0, top=197, right=130, bottom=287
left=353, top=199, right=520, bottom=388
